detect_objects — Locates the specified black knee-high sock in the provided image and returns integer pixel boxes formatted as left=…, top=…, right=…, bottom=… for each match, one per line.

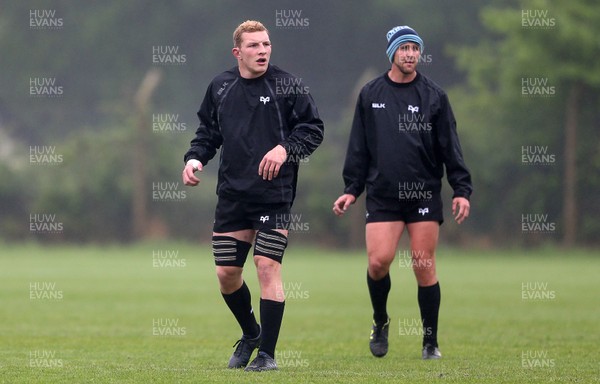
left=418, top=282, right=441, bottom=347
left=367, top=271, right=391, bottom=324
left=258, top=298, right=285, bottom=358
left=222, top=281, right=260, bottom=338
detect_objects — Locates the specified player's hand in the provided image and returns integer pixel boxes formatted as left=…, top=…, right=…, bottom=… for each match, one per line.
left=182, top=159, right=202, bottom=186
left=332, top=194, right=356, bottom=216
left=259, top=145, right=287, bottom=181
left=452, top=197, right=470, bottom=224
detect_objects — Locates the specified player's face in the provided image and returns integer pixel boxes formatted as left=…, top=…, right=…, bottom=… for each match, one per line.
left=233, top=31, right=271, bottom=78
left=393, top=42, right=420, bottom=75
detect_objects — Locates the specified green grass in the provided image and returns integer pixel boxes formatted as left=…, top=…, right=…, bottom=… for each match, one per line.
left=0, top=243, right=598, bottom=383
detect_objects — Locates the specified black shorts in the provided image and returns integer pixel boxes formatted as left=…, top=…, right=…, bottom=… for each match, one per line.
left=213, top=197, right=292, bottom=233
left=365, top=193, right=444, bottom=224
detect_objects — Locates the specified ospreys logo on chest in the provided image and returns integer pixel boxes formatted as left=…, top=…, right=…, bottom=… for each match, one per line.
left=259, top=96, right=270, bottom=104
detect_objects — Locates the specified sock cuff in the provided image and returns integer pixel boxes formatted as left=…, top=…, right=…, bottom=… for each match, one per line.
left=418, top=281, right=441, bottom=303
left=221, top=280, right=249, bottom=298
left=367, top=271, right=391, bottom=283
left=418, top=281, right=440, bottom=291
left=260, top=298, right=285, bottom=307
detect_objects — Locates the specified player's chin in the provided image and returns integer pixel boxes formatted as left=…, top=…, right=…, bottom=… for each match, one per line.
left=251, top=67, right=268, bottom=77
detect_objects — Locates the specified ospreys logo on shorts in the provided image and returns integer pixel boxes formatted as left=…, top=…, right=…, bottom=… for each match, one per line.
left=418, top=208, right=429, bottom=216
left=260, top=215, right=270, bottom=223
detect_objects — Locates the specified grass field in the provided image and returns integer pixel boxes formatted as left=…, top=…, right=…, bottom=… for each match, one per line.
left=0, top=242, right=598, bottom=383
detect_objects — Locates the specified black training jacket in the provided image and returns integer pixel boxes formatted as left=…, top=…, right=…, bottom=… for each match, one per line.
left=184, top=64, right=324, bottom=204
left=342, top=71, right=472, bottom=200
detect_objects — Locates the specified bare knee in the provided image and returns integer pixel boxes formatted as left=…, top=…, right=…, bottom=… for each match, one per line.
left=365, top=222, right=403, bottom=280
left=216, top=266, right=243, bottom=293
left=411, top=251, right=437, bottom=286
left=368, top=253, right=393, bottom=280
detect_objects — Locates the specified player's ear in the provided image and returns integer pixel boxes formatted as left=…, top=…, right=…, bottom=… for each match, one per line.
left=232, top=47, right=241, bottom=59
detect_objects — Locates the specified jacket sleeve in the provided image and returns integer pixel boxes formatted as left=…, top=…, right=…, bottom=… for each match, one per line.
left=183, top=84, right=223, bottom=166
left=435, top=93, right=473, bottom=199
left=342, top=93, right=370, bottom=198
left=279, top=89, right=324, bottom=162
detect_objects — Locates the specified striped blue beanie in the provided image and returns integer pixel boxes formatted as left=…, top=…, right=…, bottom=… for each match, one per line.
left=386, top=25, right=424, bottom=63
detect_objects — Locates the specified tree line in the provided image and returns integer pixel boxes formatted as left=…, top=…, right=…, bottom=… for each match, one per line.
left=1, top=0, right=598, bottom=247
